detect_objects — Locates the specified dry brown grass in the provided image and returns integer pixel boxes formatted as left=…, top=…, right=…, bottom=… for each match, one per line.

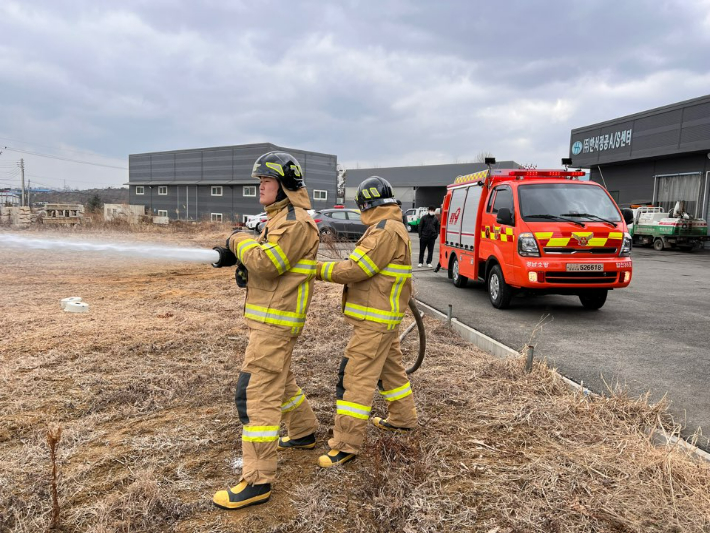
left=1, top=225, right=709, bottom=533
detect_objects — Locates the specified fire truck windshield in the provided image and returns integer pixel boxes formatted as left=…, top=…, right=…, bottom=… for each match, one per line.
left=518, top=183, right=621, bottom=223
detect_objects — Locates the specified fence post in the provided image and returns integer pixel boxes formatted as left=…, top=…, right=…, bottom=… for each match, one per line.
left=525, top=345, right=535, bottom=373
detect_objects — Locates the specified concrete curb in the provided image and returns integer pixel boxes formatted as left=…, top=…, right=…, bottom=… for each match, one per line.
left=414, top=297, right=710, bottom=464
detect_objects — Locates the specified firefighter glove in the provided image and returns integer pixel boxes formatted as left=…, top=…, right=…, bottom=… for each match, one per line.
left=235, top=264, right=249, bottom=288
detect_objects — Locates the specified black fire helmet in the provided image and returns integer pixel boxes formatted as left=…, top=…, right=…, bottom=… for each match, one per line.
left=355, top=176, right=398, bottom=212
left=251, top=151, right=305, bottom=191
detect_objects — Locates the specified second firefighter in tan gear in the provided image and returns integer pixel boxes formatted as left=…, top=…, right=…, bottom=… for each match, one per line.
left=212, top=151, right=319, bottom=510
left=316, top=176, right=417, bottom=467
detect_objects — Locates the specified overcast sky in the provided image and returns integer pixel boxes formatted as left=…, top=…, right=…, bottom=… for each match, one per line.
left=1, top=0, right=709, bottom=190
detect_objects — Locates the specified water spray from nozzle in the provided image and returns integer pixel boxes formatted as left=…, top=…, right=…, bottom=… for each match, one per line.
left=0, top=233, right=221, bottom=264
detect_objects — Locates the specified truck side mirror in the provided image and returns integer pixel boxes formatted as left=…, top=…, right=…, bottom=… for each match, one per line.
left=496, top=207, right=514, bottom=226
left=622, top=208, right=634, bottom=225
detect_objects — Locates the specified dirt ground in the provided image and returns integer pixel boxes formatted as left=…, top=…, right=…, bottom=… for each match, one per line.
left=1, top=224, right=710, bottom=533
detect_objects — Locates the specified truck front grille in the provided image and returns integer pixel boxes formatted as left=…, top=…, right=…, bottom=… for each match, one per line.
left=545, top=271, right=619, bottom=284
left=543, top=247, right=618, bottom=255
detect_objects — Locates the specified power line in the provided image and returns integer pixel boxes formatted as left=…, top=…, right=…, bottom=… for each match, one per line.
left=0, top=135, right=120, bottom=158
left=24, top=172, right=124, bottom=187
left=2, top=146, right=128, bottom=170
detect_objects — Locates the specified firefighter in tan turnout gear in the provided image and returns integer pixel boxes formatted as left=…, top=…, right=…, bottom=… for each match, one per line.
left=316, top=176, right=417, bottom=467
left=212, top=152, right=319, bottom=510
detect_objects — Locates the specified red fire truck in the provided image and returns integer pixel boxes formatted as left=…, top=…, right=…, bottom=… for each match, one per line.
left=439, top=165, right=634, bottom=309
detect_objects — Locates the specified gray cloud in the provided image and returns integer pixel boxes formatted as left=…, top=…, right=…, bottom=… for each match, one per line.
left=0, top=0, right=708, bottom=188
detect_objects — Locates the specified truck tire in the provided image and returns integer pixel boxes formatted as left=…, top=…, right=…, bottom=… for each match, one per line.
left=579, top=289, right=608, bottom=310
left=451, top=255, right=468, bottom=288
left=653, top=238, right=665, bottom=251
left=488, top=264, right=513, bottom=309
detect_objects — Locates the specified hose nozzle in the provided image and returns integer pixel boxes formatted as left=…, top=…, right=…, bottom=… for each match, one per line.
left=212, top=246, right=238, bottom=268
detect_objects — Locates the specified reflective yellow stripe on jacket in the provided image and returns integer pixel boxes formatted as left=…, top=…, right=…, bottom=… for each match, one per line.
left=320, top=261, right=337, bottom=281
left=349, top=247, right=380, bottom=277
left=237, top=238, right=292, bottom=275
left=344, top=262, right=411, bottom=330
left=343, top=302, right=404, bottom=326
left=245, top=304, right=306, bottom=327
left=292, top=260, right=316, bottom=334
left=244, top=259, right=316, bottom=331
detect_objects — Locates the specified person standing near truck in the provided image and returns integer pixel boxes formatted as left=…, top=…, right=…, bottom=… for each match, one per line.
left=417, top=206, right=439, bottom=267
left=315, top=176, right=417, bottom=468
left=212, top=151, right=319, bottom=510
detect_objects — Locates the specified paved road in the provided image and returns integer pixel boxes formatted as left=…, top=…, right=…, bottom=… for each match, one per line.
left=409, top=237, right=710, bottom=450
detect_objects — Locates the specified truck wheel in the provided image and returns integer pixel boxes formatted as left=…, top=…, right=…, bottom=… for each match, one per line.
left=451, top=255, right=468, bottom=288
left=653, top=238, right=665, bottom=251
left=488, top=264, right=513, bottom=309
left=579, top=289, right=608, bottom=310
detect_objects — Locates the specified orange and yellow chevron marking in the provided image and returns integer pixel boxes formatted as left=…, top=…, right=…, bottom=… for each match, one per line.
left=482, top=225, right=514, bottom=242
left=454, top=169, right=489, bottom=185
left=500, top=227, right=514, bottom=242
left=534, top=231, right=624, bottom=247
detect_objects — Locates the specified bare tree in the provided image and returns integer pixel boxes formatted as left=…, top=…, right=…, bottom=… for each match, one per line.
left=474, top=151, right=495, bottom=163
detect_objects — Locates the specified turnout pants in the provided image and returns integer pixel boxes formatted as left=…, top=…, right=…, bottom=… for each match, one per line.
left=329, top=325, right=418, bottom=454
left=236, top=326, right=318, bottom=485
left=419, top=236, right=436, bottom=264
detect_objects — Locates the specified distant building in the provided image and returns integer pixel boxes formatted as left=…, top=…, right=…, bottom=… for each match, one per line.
left=343, top=161, right=521, bottom=210
left=569, top=94, right=710, bottom=219
left=0, top=191, right=20, bottom=206
left=128, top=143, right=337, bottom=223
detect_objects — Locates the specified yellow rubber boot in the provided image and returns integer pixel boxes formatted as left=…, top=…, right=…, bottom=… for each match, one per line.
left=212, top=480, right=271, bottom=510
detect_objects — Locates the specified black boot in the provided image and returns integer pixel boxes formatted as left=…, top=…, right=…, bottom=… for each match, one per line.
left=278, top=432, right=316, bottom=451
left=212, top=480, right=271, bottom=510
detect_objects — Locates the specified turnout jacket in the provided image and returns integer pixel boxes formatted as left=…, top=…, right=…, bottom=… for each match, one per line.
left=317, top=204, right=412, bottom=331
left=229, top=188, right=319, bottom=337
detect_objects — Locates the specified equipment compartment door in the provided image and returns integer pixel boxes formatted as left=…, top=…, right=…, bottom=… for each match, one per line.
left=460, top=186, right=482, bottom=250
left=445, top=188, right=467, bottom=248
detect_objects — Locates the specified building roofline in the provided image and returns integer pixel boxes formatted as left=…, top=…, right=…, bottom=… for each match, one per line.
left=127, top=180, right=257, bottom=186
left=571, top=93, right=710, bottom=134
left=129, top=142, right=337, bottom=159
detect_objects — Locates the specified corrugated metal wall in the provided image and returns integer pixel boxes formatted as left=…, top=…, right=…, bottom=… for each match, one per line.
left=570, top=96, right=710, bottom=168
left=589, top=153, right=710, bottom=215
left=128, top=144, right=337, bottom=222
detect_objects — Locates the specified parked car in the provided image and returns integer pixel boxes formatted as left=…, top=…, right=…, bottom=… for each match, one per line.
left=245, top=212, right=267, bottom=230
left=405, top=207, right=440, bottom=232
left=315, top=208, right=367, bottom=240
left=251, top=209, right=319, bottom=233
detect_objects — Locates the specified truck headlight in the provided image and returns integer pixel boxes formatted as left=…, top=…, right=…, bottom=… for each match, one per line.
left=619, top=232, right=632, bottom=257
left=518, top=233, right=540, bottom=257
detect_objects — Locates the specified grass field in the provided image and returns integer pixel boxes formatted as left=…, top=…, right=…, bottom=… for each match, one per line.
left=1, top=224, right=709, bottom=532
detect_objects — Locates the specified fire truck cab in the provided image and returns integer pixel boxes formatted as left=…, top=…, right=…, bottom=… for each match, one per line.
left=439, top=167, right=634, bottom=310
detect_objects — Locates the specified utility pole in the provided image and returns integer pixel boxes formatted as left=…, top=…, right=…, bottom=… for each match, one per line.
left=19, top=158, right=25, bottom=207
left=27, top=179, right=31, bottom=208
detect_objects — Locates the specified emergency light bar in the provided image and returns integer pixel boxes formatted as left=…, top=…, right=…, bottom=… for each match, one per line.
left=507, top=170, right=585, bottom=177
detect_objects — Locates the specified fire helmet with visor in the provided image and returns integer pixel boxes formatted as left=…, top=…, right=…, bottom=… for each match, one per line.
left=355, top=176, right=398, bottom=212
left=251, top=151, right=305, bottom=191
